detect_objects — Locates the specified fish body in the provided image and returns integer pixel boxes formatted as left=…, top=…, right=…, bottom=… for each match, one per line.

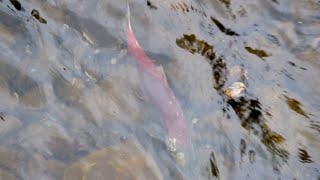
left=125, top=5, right=189, bottom=148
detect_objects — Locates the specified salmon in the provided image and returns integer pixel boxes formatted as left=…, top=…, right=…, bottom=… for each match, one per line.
left=125, top=3, right=189, bottom=149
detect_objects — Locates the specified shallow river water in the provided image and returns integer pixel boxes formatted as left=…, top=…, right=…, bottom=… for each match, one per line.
left=0, top=0, right=320, bottom=179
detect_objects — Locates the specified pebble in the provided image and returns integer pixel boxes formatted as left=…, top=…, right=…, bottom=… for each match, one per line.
left=224, top=82, right=246, bottom=99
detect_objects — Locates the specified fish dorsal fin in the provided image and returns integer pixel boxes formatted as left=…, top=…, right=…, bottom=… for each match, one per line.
left=156, top=65, right=168, bottom=85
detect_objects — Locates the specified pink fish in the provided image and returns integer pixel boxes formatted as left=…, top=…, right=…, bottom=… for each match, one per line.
left=125, top=5, right=189, bottom=148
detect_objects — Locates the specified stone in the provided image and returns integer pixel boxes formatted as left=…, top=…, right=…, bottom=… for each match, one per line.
left=22, top=154, right=67, bottom=180
left=0, top=24, right=15, bottom=44
left=0, top=148, right=20, bottom=172
left=224, top=82, right=246, bottom=99
left=63, top=138, right=163, bottom=180
left=0, top=168, right=15, bottom=180
left=0, top=115, right=22, bottom=136
left=19, top=86, right=47, bottom=108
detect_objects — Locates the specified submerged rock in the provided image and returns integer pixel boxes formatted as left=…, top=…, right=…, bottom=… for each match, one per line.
left=0, top=168, right=15, bottom=180
left=224, top=82, right=246, bottom=99
left=63, top=138, right=163, bottom=180
left=0, top=115, right=22, bottom=136
left=0, top=148, right=20, bottom=173
left=0, top=62, right=47, bottom=108
left=20, top=154, right=65, bottom=180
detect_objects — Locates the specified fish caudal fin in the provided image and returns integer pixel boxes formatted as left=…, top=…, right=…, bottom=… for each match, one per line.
left=126, top=0, right=132, bottom=32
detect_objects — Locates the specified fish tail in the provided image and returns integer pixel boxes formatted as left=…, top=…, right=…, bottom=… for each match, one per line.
left=126, top=0, right=132, bottom=32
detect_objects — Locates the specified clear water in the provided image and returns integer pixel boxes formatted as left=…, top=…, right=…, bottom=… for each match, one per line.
left=0, top=0, right=319, bottom=179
